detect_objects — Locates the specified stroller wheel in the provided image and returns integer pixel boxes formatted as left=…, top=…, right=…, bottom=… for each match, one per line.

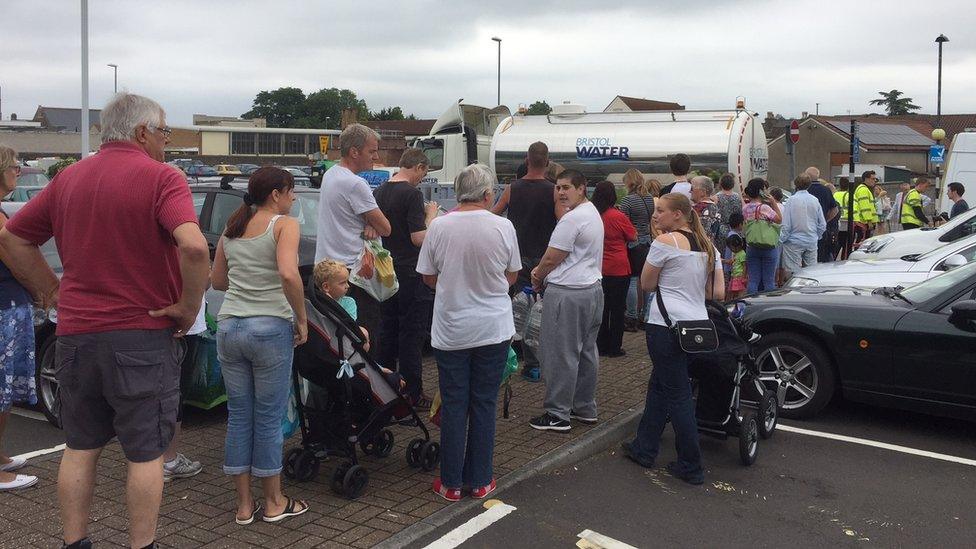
left=332, top=461, right=353, bottom=494
left=342, top=464, right=369, bottom=499
left=758, top=391, right=778, bottom=440
left=406, top=438, right=425, bottom=468
left=283, top=448, right=303, bottom=480
left=739, top=412, right=759, bottom=466
left=294, top=451, right=320, bottom=482
left=419, top=441, right=440, bottom=472
left=375, top=430, right=395, bottom=458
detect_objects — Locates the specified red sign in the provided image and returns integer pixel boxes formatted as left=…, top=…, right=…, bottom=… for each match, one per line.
left=789, top=120, right=800, bottom=144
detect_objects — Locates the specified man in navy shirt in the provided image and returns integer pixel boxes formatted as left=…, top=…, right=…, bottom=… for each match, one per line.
left=804, top=167, right=839, bottom=263
left=948, top=182, right=970, bottom=219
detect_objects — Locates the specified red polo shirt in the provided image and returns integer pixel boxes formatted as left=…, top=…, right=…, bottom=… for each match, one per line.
left=6, top=141, right=198, bottom=335
left=602, top=207, right=638, bottom=276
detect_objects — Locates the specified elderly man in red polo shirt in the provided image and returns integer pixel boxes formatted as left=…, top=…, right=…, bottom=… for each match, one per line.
left=0, top=92, right=209, bottom=549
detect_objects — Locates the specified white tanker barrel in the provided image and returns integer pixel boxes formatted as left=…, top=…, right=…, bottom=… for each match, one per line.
left=489, top=109, right=768, bottom=185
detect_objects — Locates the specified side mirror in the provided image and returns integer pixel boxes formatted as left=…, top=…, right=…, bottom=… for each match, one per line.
left=949, top=300, right=976, bottom=324
left=942, top=254, right=969, bottom=271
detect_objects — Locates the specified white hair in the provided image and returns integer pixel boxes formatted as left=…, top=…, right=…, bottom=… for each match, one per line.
left=100, top=92, right=165, bottom=143
left=455, top=164, right=496, bottom=203
left=804, top=166, right=820, bottom=179
left=691, top=175, right=714, bottom=195
left=339, top=123, right=380, bottom=157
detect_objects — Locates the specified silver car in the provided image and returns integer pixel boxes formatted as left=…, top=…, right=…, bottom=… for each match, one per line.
left=787, top=234, right=976, bottom=289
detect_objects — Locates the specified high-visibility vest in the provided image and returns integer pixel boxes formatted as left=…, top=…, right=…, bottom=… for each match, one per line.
left=853, top=184, right=878, bottom=223
left=900, top=188, right=923, bottom=226
left=834, top=191, right=850, bottom=220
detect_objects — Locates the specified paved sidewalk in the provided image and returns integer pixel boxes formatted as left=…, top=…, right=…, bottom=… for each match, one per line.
left=1, top=331, right=651, bottom=548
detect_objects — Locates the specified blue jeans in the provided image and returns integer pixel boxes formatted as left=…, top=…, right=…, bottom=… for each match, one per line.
left=434, top=341, right=508, bottom=488
left=629, top=324, right=703, bottom=479
left=746, top=245, right=778, bottom=294
left=217, top=316, right=294, bottom=477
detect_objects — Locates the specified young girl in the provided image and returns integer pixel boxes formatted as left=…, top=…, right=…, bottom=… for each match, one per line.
left=313, top=259, right=369, bottom=352
left=726, top=234, right=748, bottom=300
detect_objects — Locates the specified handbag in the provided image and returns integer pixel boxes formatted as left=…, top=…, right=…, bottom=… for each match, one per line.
left=743, top=204, right=780, bottom=249
left=654, top=269, right=719, bottom=354
left=627, top=195, right=654, bottom=275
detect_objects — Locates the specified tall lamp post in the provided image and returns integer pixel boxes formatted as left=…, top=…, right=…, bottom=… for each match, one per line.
left=81, top=0, right=90, bottom=158
left=491, top=37, right=502, bottom=106
left=107, top=63, right=118, bottom=93
left=935, top=34, right=948, bottom=131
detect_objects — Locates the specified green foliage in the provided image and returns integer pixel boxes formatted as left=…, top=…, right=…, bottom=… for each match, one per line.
left=47, top=157, right=76, bottom=178
left=868, top=90, right=921, bottom=116
left=241, top=87, right=372, bottom=129
left=370, top=106, right=406, bottom=121
left=299, top=88, right=368, bottom=129
left=526, top=100, right=552, bottom=115
left=241, top=87, right=306, bottom=127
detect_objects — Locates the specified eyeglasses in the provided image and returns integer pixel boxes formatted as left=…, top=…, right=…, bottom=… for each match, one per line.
left=148, top=125, right=172, bottom=137
left=7, top=165, right=22, bottom=175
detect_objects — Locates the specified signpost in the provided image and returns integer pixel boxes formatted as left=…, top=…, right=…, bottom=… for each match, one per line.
left=929, top=144, right=946, bottom=164
left=319, top=135, right=330, bottom=154
left=787, top=119, right=800, bottom=183
left=845, top=120, right=858, bottom=259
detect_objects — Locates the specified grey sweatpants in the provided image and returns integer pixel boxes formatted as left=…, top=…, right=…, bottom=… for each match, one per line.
left=540, top=282, right=604, bottom=421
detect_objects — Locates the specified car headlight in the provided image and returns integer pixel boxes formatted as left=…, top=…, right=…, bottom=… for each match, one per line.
left=861, top=236, right=894, bottom=253
left=786, top=277, right=819, bottom=287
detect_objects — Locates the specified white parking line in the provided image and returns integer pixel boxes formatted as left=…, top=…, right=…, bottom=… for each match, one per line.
left=12, top=443, right=66, bottom=461
left=779, top=424, right=976, bottom=467
left=577, top=529, right=639, bottom=549
left=423, top=500, right=517, bottom=549
left=10, top=407, right=49, bottom=422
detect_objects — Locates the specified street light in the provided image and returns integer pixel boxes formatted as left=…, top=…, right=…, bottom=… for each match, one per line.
left=935, top=34, right=948, bottom=131
left=81, top=0, right=90, bottom=157
left=491, top=37, right=501, bottom=107
left=107, top=63, right=118, bottom=93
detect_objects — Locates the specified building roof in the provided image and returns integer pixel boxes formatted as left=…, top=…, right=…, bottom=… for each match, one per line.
left=32, top=106, right=101, bottom=131
left=605, top=96, right=685, bottom=112
left=855, top=113, right=976, bottom=144
left=363, top=119, right=436, bottom=136
left=823, top=120, right=934, bottom=147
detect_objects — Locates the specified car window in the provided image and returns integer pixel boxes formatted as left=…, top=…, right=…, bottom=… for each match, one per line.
left=17, top=173, right=50, bottom=186
left=292, top=193, right=319, bottom=237
left=210, top=192, right=242, bottom=235
left=935, top=244, right=976, bottom=271
left=960, top=216, right=976, bottom=239
left=191, top=192, right=208, bottom=221
left=902, top=262, right=976, bottom=304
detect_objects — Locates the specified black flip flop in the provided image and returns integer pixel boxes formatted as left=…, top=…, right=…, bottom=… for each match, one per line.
left=234, top=500, right=262, bottom=525
left=262, top=497, right=309, bottom=523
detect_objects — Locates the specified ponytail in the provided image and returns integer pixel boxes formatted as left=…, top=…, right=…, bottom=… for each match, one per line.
left=223, top=203, right=255, bottom=239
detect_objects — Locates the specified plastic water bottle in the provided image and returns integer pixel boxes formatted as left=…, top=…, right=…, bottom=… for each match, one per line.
left=512, top=286, right=532, bottom=339
left=523, top=295, right=544, bottom=350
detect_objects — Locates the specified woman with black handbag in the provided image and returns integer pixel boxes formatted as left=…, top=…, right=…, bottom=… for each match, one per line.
left=621, top=193, right=724, bottom=485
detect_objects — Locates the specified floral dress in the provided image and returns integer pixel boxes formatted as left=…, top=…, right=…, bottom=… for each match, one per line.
left=693, top=200, right=722, bottom=249
left=715, top=191, right=743, bottom=254
left=0, top=205, right=38, bottom=412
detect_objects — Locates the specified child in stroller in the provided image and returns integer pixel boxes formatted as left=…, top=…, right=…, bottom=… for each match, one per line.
left=282, top=263, right=440, bottom=498
left=687, top=301, right=778, bottom=465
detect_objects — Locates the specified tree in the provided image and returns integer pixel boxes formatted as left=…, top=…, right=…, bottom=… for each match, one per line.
left=370, top=106, right=406, bottom=121
left=298, top=87, right=369, bottom=129
left=241, top=87, right=307, bottom=127
left=526, top=100, right=552, bottom=115
left=869, top=90, right=921, bottom=116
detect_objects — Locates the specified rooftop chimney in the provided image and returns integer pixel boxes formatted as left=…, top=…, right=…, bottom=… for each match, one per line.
left=801, top=111, right=809, bottom=119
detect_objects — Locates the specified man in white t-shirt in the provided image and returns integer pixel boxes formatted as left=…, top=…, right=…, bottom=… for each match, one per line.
left=529, top=169, right=605, bottom=432
left=659, top=153, right=692, bottom=199
left=316, top=123, right=392, bottom=348
left=416, top=164, right=521, bottom=501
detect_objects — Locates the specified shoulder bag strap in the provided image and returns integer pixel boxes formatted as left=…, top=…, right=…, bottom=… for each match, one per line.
left=654, top=284, right=673, bottom=328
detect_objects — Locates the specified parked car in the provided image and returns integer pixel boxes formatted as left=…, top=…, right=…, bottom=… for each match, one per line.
left=16, top=166, right=50, bottom=187
left=186, top=164, right=218, bottom=177
left=787, top=233, right=976, bottom=289
left=214, top=164, right=242, bottom=176
left=32, top=238, right=62, bottom=426
left=168, top=158, right=201, bottom=173
left=851, top=207, right=976, bottom=260
left=739, top=262, right=976, bottom=421
left=3, top=185, right=45, bottom=202
left=285, top=165, right=312, bottom=176
left=236, top=163, right=260, bottom=175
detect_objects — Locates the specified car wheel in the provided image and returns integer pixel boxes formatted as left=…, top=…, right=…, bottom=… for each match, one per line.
left=35, top=335, right=62, bottom=428
left=755, top=332, right=835, bottom=419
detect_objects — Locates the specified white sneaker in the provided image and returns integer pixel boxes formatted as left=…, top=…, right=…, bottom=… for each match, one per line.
left=0, top=474, right=38, bottom=490
left=0, top=456, right=27, bottom=472
left=163, top=453, right=203, bottom=482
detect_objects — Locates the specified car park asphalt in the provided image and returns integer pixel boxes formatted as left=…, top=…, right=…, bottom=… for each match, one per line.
left=412, top=400, right=976, bottom=548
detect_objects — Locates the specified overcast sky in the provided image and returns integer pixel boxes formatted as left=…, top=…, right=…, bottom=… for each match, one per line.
left=3, top=0, right=975, bottom=126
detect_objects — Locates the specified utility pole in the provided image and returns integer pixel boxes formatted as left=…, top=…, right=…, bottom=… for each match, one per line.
left=845, top=119, right=857, bottom=259
left=108, top=63, right=118, bottom=93
left=936, top=34, right=948, bottom=131
left=81, top=0, right=90, bottom=157
left=491, top=37, right=502, bottom=106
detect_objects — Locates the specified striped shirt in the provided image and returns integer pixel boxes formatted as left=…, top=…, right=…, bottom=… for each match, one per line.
left=618, top=193, right=655, bottom=239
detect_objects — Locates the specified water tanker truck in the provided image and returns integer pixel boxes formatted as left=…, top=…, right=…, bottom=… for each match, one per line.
left=413, top=99, right=769, bottom=208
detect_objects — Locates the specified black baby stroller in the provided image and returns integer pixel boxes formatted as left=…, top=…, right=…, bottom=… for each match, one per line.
left=687, top=301, right=778, bottom=466
left=282, top=278, right=440, bottom=498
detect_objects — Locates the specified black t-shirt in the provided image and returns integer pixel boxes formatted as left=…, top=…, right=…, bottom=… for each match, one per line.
left=808, top=182, right=839, bottom=230
left=373, top=180, right=427, bottom=271
left=951, top=199, right=970, bottom=219
left=507, top=178, right=557, bottom=261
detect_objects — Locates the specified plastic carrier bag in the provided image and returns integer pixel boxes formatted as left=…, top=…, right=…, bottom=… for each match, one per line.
left=349, top=239, right=399, bottom=302
left=184, top=314, right=227, bottom=410
left=282, top=375, right=311, bottom=439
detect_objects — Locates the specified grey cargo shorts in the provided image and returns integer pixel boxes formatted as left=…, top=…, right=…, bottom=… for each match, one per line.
left=55, top=328, right=184, bottom=463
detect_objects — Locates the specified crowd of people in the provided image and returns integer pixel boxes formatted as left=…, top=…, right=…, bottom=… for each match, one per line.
left=0, top=90, right=971, bottom=547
